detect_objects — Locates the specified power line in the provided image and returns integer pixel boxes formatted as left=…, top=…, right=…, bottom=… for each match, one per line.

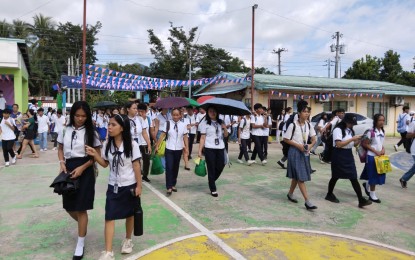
left=16, top=0, right=57, bottom=19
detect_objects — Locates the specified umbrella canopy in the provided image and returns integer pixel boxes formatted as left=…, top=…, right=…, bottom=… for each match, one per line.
left=196, top=96, right=215, bottom=104
left=200, top=97, right=251, bottom=116
left=154, top=97, right=189, bottom=109
left=94, top=101, right=118, bottom=108
left=185, top=98, right=200, bottom=107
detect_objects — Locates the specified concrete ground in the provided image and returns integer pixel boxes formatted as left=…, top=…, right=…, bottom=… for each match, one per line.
left=0, top=137, right=414, bottom=259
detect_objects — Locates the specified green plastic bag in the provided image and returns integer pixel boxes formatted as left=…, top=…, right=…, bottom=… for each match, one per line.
left=194, top=159, right=207, bottom=177
left=150, top=155, right=164, bottom=175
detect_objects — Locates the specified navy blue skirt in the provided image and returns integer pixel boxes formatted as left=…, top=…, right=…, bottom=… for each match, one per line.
left=105, top=183, right=137, bottom=220
left=360, top=155, right=386, bottom=185
left=331, top=148, right=357, bottom=179
left=286, top=146, right=312, bottom=182
left=62, top=157, right=95, bottom=211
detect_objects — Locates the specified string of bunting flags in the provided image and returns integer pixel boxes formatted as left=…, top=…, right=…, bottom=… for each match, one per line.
left=270, top=91, right=384, bottom=100
left=75, top=64, right=250, bottom=91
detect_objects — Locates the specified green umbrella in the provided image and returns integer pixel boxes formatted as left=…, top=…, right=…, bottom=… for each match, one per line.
left=185, top=98, right=200, bottom=107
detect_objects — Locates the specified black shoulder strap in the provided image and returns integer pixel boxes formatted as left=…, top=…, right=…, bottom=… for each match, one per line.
left=290, top=123, right=296, bottom=140
left=165, top=120, right=170, bottom=140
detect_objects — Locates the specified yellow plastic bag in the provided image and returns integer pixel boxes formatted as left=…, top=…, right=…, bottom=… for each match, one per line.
left=374, top=155, right=392, bottom=174
left=157, top=139, right=166, bottom=157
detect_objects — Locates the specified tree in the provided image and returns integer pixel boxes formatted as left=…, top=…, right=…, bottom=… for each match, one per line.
left=0, top=19, right=11, bottom=37
left=396, top=71, right=415, bottom=87
left=380, top=50, right=403, bottom=83
left=343, top=55, right=382, bottom=81
left=255, top=67, right=275, bottom=75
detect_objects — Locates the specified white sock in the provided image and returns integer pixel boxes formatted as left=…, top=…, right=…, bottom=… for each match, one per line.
left=366, top=183, right=370, bottom=192
left=74, top=236, right=85, bottom=256
left=370, top=191, right=378, bottom=200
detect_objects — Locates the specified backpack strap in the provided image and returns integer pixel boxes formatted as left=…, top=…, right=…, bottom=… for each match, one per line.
left=165, top=120, right=170, bottom=140
left=289, top=123, right=296, bottom=140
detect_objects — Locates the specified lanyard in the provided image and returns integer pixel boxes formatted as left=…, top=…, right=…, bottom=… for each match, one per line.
left=299, top=122, right=307, bottom=145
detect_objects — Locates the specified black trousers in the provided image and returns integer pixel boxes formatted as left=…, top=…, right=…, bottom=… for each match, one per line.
left=248, top=134, right=252, bottom=150
left=205, top=148, right=225, bottom=192
left=188, top=133, right=195, bottom=157
left=2, top=140, right=15, bottom=162
left=262, top=136, right=268, bottom=158
left=251, top=135, right=265, bottom=161
left=139, top=145, right=150, bottom=177
left=196, top=131, right=201, bottom=143
left=397, top=132, right=408, bottom=149
left=238, top=139, right=249, bottom=161
left=223, top=135, right=229, bottom=152
left=165, top=149, right=182, bottom=189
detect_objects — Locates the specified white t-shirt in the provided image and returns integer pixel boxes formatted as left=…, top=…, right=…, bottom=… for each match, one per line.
left=283, top=120, right=316, bottom=145
left=367, top=128, right=385, bottom=156
left=53, top=115, right=66, bottom=133
left=219, top=115, right=232, bottom=134
left=332, top=127, right=354, bottom=149
left=102, top=141, right=141, bottom=187
left=239, top=117, right=251, bottom=140
left=330, top=116, right=341, bottom=132
left=200, top=120, right=225, bottom=149
left=162, top=120, right=188, bottom=150
left=0, top=97, right=6, bottom=110
left=282, top=114, right=291, bottom=131
left=57, top=126, right=101, bottom=159
left=231, top=115, right=239, bottom=128
left=37, top=114, right=50, bottom=133
left=137, top=116, right=149, bottom=146
left=408, top=122, right=415, bottom=155
left=196, top=112, right=206, bottom=129
left=0, top=117, right=16, bottom=140
left=250, top=115, right=265, bottom=136
left=186, top=114, right=197, bottom=134
left=129, top=116, right=144, bottom=141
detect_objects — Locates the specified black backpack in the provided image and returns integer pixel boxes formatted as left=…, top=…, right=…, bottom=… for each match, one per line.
left=282, top=113, right=297, bottom=131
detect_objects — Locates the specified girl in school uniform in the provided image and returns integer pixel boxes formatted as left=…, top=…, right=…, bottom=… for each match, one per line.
left=57, top=101, right=101, bottom=259
left=198, top=106, right=228, bottom=197
left=51, top=109, right=66, bottom=150
left=154, top=108, right=171, bottom=168
left=284, top=105, right=318, bottom=210
left=325, top=113, right=372, bottom=208
left=96, top=109, right=107, bottom=142
left=360, top=114, right=386, bottom=203
left=86, top=114, right=142, bottom=260
left=155, top=108, right=189, bottom=196
left=0, top=109, right=17, bottom=166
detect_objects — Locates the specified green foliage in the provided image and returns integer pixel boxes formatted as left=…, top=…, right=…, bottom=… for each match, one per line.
left=380, top=50, right=403, bottom=83
left=86, top=90, right=134, bottom=108
left=344, top=55, right=382, bottom=80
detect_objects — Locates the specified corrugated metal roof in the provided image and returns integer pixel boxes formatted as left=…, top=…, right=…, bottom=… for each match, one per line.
left=193, top=83, right=246, bottom=96
left=194, top=72, right=415, bottom=96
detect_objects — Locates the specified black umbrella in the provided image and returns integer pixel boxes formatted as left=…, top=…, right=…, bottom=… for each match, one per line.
left=200, top=97, right=251, bottom=116
left=94, top=101, right=118, bottom=108
left=155, top=97, right=190, bottom=109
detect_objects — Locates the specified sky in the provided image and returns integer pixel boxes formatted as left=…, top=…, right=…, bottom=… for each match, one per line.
left=1, top=0, right=415, bottom=78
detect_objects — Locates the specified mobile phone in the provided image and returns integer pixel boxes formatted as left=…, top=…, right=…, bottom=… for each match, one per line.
left=303, top=144, right=309, bottom=151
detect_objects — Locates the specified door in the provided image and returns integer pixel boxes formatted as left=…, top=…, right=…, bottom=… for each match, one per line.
left=270, top=100, right=287, bottom=135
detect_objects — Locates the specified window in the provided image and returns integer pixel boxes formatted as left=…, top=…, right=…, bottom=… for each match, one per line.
left=323, top=101, right=348, bottom=112
left=367, top=102, right=389, bottom=125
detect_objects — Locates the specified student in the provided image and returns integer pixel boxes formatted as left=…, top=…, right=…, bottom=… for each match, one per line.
left=57, top=101, right=101, bottom=259
left=284, top=105, right=317, bottom=210
left=319, top=109, right=345, bottom=164
left=37, top=108, right=50, bottom=151
left=263, top=107, right=272, bottom=158
left=195, top=107, right=206, bottom=144
left=51, top=109, right=66, bottom=151
left=180, top=108, right=191, bottom=170
left=17, top=109, right=39, bottom=159
left=250, top=103, right=267, bottom=165
left=219, top=114, right=232, bottom=152
left=10, top=104, right=22, bottom=152
left=360, top=114, right=386, bottom=203
left=136, top=103, right=153, bottom=183
left=96, top=109, right=107, bottom=142
left=0, top=109, right=17, bottom=166
left=399, top=115, right=415, bottom=188
left=311, top=112, right=328, bottom=155
left=0, top=91, right=6, bottom=119
left=237, top=114, right=254, bottom=165
left=154, top=108, right=171, bottom=168
left=277, top=107, right=293, bottom=169
left=86, top=114, right=142, bottom=260
left=186, top=106, right=197, bottom=160
left=325, top=114, right=372, bottom=208
left=395, top=106, right=410, bottom=151
left=198, top=106, right=228, bottom=197
left=155, top=108, right=189, bottom=196
left=275, top=109, right=285, bottom=143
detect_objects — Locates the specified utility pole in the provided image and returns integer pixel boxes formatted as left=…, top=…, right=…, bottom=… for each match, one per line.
left=188, top=58, right=192, bottom=98
left=251, top=4, right=258, bottom=110
left=272, top=48, right=287, bottom=75
left=324, top=58, right=334, bottom=78
left=81, top=0, right=87, bottom=101
left=330, top=31, right=345, bottom=78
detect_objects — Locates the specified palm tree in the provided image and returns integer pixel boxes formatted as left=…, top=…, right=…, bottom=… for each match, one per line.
left=0, top=19, right=11, bottom=38
left=12, top=19, right=31, bottom=39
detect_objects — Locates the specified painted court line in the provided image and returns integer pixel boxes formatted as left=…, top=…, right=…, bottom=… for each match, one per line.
left=129, top=182, right=247, bottom=260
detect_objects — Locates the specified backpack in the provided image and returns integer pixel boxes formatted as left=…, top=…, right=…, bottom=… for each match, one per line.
left=238, top=117, right=247, bottom=138
left=282, top=113, right=297, bottom=132
left=357, top=129, right=375, bottom=163
left=397, top=113, right=408, bottom=133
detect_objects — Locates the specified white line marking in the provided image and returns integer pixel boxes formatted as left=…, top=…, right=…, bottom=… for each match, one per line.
left=133, top=182, right=247, bottom=260
left=389, top=151, right=411, bottom=172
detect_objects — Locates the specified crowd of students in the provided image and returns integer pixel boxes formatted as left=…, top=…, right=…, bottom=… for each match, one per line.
left=2, top=98, right=415, bottom=259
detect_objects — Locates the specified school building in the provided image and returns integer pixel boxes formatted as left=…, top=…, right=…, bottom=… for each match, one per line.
left=0, top=38, right=30, bottom=110
left=194, top=72, right=415, bottom=135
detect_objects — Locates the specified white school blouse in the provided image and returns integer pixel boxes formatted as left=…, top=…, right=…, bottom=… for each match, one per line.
left=137, top=116, right=149, bottom=146
left=102, top=141, right=141, bottom=187
left=367, top=128, right=385, bottom=156
left=283, top=120, right=316, bottom=145
left=53, top=115, right=66, bottom=133
left=332, top=127, right=354, bottom=149
left=157, top=113, right=171, bottom=132
left=162, top=120, right=188, bottom=150
left=200, top=120, right=225, bottom=149
left=57, top=126, right=101, bottom=159
left=129, top=116, right=144, bottom=141
left=0, top=117, right=16, bottom=141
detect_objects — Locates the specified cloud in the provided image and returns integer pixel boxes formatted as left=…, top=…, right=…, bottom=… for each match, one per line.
left=1, top=0, right=414, bottom=76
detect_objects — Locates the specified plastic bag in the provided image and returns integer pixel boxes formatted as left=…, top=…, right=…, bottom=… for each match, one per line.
left=194, top=159, right=207, bottom=177
left=157, top=139, right=166, bottom=157
left=375, top=155, right=392, bottom=174
left=150, top=155, right=164, bottom=175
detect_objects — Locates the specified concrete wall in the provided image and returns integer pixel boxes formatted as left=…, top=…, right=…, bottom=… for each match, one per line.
left=0, top=42, right=19, bottom=68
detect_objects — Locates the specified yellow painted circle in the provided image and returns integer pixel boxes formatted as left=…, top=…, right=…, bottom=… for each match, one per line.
left=138, top=230, right=414, bottom=259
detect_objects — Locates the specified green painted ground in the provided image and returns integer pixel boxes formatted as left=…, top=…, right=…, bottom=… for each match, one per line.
left=0, top=138, right=414, bottom=259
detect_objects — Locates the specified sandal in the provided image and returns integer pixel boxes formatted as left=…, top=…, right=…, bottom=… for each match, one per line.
left=30, top=154, right=39, bottom=158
